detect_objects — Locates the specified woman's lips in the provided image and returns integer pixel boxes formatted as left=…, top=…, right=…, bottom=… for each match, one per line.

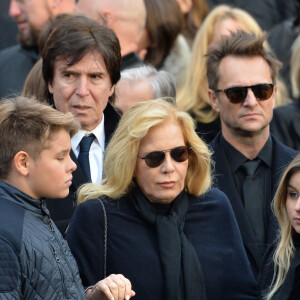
left=158, top=181, right=176, bottom=188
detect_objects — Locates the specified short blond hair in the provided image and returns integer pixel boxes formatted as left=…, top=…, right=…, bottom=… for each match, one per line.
left=78, top=98, right=211, bottom=203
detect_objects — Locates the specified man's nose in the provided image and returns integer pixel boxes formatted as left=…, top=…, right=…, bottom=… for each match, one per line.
left=9, top=0, right=21, bottom=19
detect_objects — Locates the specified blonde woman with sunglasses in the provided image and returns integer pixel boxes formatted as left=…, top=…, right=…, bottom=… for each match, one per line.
left=66, top=98, right=258, bottom=300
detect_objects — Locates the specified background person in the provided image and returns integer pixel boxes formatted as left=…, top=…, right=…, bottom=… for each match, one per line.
left=176, top=0, right=210, bottom=47
left=41, top=14, right=121, bottom=234
left=137, top=0, right=190, bottom=86
left=112, top=65, right=176, bottom=115
left=0, top=0, right=75, bottom=98
left=77, top=0, right=146, bottom=71
left=66, top=98, right=259, bottom=300
left=271, top=34, right=300, bottom=151
left=260, top=154, right=300, bottom=300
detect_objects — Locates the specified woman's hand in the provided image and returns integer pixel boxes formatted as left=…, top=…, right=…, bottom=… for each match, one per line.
left=86, top=274, right=136, bottom=300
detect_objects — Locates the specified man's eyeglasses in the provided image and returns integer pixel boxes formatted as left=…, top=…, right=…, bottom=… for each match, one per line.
left=214, top=83, right=274, bottom=104
left=137, top=146, right=192, bottom=168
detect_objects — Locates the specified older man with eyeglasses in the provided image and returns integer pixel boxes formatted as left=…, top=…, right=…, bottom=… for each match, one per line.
left=207, top=30, right=298, bottom=279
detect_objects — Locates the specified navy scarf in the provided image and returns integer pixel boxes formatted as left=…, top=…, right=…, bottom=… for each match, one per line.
left=131, top=185, right=207, bottom=300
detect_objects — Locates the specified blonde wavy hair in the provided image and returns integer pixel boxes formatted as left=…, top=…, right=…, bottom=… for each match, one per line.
left=290, top=35, right=300, bottom=99
left=177, top=4, right=289, bottom=124
left=264, top=154, right=300, bottom=300
left=78, top=98, right=211, bottom=203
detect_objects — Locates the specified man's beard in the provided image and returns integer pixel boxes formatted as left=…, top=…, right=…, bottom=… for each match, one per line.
left=17, top=25, right=40, bottom=49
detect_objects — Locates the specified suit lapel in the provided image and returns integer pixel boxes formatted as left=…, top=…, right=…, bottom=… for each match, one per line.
left=104, top=102, right=120, bottom=147
left=211, top=134, right=262, bottom=271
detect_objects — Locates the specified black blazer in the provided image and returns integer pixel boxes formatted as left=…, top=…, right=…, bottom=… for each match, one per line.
left=210, top=132, right=298, bottom=277
left=271, top=102, right=300, bottom=151
left=46, top=103, right=120, bottom=235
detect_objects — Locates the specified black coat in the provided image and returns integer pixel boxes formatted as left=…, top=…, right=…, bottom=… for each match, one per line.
left=120, top=52, right=144, bottom=71
left=259, top=236, right=300, bottom=300
left=66, top=188, right=259, bottom=300
left=210, top=133, right=298, bottom=277
left=46, top=103, right=120, bottom=235
left=0, top=45, right=39, bottom=98
left=271, top=102, right=300, bottom=151
left=0, top=180, right=86, bottom=299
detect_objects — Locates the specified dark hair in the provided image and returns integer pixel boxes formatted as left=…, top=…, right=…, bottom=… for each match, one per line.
left=42, top=14, right=121, bottom=88
left=143, top=0, right=184, bottom=67
left=205, top=30, right=282, bottom=90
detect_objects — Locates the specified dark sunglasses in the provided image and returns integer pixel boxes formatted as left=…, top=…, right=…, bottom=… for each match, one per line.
left=137, top=146, right=192, bottom=168
left=214, top=83, right=274, bottom=104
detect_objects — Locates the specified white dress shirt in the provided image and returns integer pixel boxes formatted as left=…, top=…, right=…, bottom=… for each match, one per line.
left=71, top=115, right=105, bottom=184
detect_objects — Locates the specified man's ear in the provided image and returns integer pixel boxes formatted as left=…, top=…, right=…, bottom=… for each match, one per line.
left=48, top=81, right=54, bottom=94
left=13, top=151, right=31, bottom=176
left=208, top=89, right=220, bottom=112
left=109, top=84, right=115, bottom=98
left=102, top=10, right=115, bottom=28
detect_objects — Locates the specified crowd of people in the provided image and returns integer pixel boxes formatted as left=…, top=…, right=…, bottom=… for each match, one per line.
left=0, top=0, right=300, bottom=299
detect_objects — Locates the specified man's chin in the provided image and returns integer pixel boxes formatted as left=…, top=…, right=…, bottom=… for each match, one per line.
left=18, top=30, right=39, bottom=49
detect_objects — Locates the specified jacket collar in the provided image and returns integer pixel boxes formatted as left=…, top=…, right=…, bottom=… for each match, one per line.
left=0, top=179, right=49, bottom=215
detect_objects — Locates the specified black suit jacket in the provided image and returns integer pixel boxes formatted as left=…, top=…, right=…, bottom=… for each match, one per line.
left=46, top=103, right=120, bottom=235
left=271, top=102, right=300, bottom=151
left=210, top=132, right=298, bottom=277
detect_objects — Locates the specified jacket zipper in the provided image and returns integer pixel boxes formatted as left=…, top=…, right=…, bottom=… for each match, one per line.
left=49, top=219, right=67, bottom=298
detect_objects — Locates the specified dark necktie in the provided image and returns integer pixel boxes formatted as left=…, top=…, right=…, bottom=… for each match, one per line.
left=242, top=159, right=265, bottom=246
left=77, top=134, right=95, bottom=182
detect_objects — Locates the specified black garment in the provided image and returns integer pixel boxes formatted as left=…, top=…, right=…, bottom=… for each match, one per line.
left=268, top=19, right=300, bottom=99
left=260, top=234, right=300, bottom=300
left=221, top=136, right=272, bottom=199
left=46, top=102, right=120, bottom=235
left=0, top=0, right=18, bottom=50
left=271, top=101, right=300, bottom=151
left=206, top=0, right=294, bottom=31
left=120, top=52, right=144, bottom=71
left=131, top=186, right=206, bottom=300
left=210, top=133, right=298, bottom=278
left=242, top=159, right=265, bottom=247
left=221, top=136, right=272, bottom=269
left=66, top=188, right=259, bottom=300
left=193, top=114, right=221, bottom=144
left=0, top=45, right=39, bottom=98
left=0, top=180, right=86, bottom=299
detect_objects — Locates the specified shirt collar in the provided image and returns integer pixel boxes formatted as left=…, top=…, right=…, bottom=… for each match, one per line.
left=221, top=134, right=273, bottom=173
left=71, top=114, right=105, bottom=152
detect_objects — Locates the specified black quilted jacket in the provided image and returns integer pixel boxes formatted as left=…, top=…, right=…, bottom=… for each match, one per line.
left=0, top=180, right=86, bottom=299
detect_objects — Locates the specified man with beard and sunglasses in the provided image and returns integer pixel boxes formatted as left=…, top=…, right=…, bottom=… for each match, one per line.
left=0, top=0, right=75, bottom=99
left=207, top=30, right=298, bottom=279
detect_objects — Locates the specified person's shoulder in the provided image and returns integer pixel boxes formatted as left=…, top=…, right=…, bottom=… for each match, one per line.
left=272, top=134, right=299, bottom=156
left=77, top=195, right=130, bottom=214
left=190, top=188, right=232, bottom=212
left=208, top=132, right=222, bottom=148
left=0, top=44, right=21, bottom=57
left=273, top=102, right=300, bottom=119
left=0, top=194, right=25, bottom=255
left=0, top=45, right=38, bottom=65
